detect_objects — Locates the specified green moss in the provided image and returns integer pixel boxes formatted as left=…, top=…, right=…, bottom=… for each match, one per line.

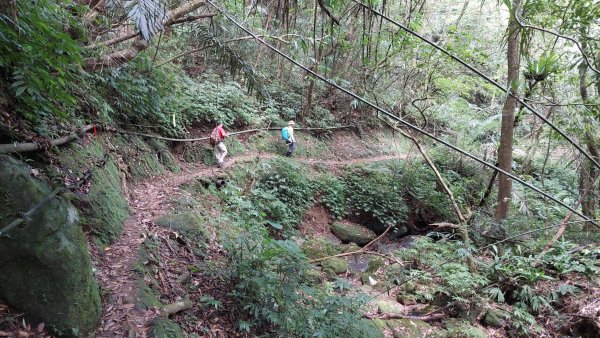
left=154, top=212, right=207, bottom=242
left=110, top=134, right=165, bottom=181
left=0, top=155, right=101, bottom=337
left=444, top=319, right=488, bottom=338
left=302, top=237, right=341, bottom=259
left=331, top=222, right=376, bottom=245
left=147, top=138, right=180, bottom=173
left=483, top=308, right=506, bottom=328
left=60, top=139, right=129, bottom=244
left=373, top=299, right=404, bottom=314
left=367, top=257, right=385, bottom=272
left=136, top=281, right=162, bottom=310
left=303, top=268, right=322, bottom=284
left=149, top=318, right=185, bottom=338
left=385, top=319, right=432, bottom=338
left=321, top=257, right=348, bottom=274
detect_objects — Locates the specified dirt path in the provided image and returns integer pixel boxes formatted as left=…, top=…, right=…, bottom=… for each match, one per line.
left=93, top=152, right=409, bottom=336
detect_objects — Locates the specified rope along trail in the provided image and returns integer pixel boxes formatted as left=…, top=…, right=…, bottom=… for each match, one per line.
left=93, top=152, right=409, bottom=336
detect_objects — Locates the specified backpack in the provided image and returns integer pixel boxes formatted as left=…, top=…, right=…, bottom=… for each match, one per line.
left=281, top=127, right=290, bottom=141
left=209, top=128, right=220, bottom=146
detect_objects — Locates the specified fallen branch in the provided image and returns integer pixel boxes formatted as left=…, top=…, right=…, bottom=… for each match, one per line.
left=309, top=225, right=394, bottom=264
left=363, top=312, right=445, bottom=321
left=0, top=125, right=94, bottom=154
left=160, top=300, right=192, bottom=317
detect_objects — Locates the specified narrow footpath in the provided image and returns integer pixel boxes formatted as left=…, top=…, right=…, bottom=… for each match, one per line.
left=92, top=152, right=409, bottom=336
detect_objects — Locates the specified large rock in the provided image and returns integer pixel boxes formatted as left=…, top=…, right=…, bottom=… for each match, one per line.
left=331, top=222, right=376, bottom=245
left=321, top=257, right=348, bottom=274
left=0, top=155, right=101, bottom=336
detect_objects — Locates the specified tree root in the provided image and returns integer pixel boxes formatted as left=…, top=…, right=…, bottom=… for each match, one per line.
left=160, top=300, right=192, bottom=317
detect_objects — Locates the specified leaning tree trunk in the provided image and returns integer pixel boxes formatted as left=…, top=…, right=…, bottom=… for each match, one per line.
left=494, top=0, right=522, bottom=226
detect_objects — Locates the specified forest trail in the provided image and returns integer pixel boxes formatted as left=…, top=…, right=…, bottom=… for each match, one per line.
left=92, top=151, right=410, bottom=336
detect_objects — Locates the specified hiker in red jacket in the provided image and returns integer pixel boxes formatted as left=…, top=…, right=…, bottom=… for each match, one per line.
left=210, top=121, right=228, bottom=168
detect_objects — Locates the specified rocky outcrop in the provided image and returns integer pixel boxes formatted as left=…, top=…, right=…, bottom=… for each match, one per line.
left=331, top=221, right=376, bottom=245
left=0, top=155, right=101, bottom=336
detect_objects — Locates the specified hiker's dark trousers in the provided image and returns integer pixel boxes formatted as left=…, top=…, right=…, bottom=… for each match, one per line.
left=286, top=141, right=296, bottom=157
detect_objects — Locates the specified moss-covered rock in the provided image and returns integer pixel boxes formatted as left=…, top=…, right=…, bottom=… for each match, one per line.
left=396, top=294, right=417, bottom=306
left=374, top=299, right=404, bottom=314
left=321, top=257, right=348, bottom=274
left=444, top=319, right=488, bottom=338
left=360, top=272, right=375, bottom=285
left=149, top=318, right=185, bottom=338
left=59, top=139, right=129, bottom=244
left=147, top=138, right=180, bottom=173
left=0, top=155, right=101, bottom=336
left=110, top=134, right=165, bottom=181
left=483, top=308, right=507, bottom=328
left=331, top=222, right=376, bottom=245
left=302, top=237, right=340, bottom=259
left=367, top=257, right=385, bottom=272
left=386, top=319, right=432, bottom=338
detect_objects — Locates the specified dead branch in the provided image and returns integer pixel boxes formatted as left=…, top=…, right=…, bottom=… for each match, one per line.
left=363, top=312, right=445, bottom=321
left=84, top=0, right=207, bottom=71
left=84, top=0, right=104, bottom=22
left=0, top=125, right=94, bottom=154
left=309, top=225, right=394, bottom=264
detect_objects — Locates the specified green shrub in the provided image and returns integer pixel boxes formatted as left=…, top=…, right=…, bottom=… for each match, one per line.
left=344, top=165, right=408, bottom=226
left=0, top=0, right=84, bottom=129
left=253, top=158, right=315, bottom=229
left=400, top=162, right=457, bottom=223
left=314, top=174, right=346, bottom=219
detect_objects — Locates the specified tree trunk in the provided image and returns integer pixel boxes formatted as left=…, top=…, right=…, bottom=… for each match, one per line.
left=578, top=40, right=599, bottom=229
left=494, top=0, right=522, bottom=224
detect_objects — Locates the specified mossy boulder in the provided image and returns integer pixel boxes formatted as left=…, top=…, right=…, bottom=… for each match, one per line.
left=321, top=257, right=348, bottom=274
left=444, top=319, right=488, bottom=338
left=149, top=318, right=185, bottom=338
left=59, top=139, right=129, bottom=244
left=396, top=294, right=417, bottom=306
left=302, top=237, right=340, bottom=259
left=483, top=308, right=507, bottom=328
left=0, top=155, right=101, bottom=336
left=373, top=299, right=404, bottom=314
left=385, top=319, right=432, bottom=338
left=331, top=222, right=376, bottom=245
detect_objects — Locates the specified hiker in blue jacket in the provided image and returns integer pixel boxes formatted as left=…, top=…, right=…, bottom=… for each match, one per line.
left=282, top=120, right=297, bottom=157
